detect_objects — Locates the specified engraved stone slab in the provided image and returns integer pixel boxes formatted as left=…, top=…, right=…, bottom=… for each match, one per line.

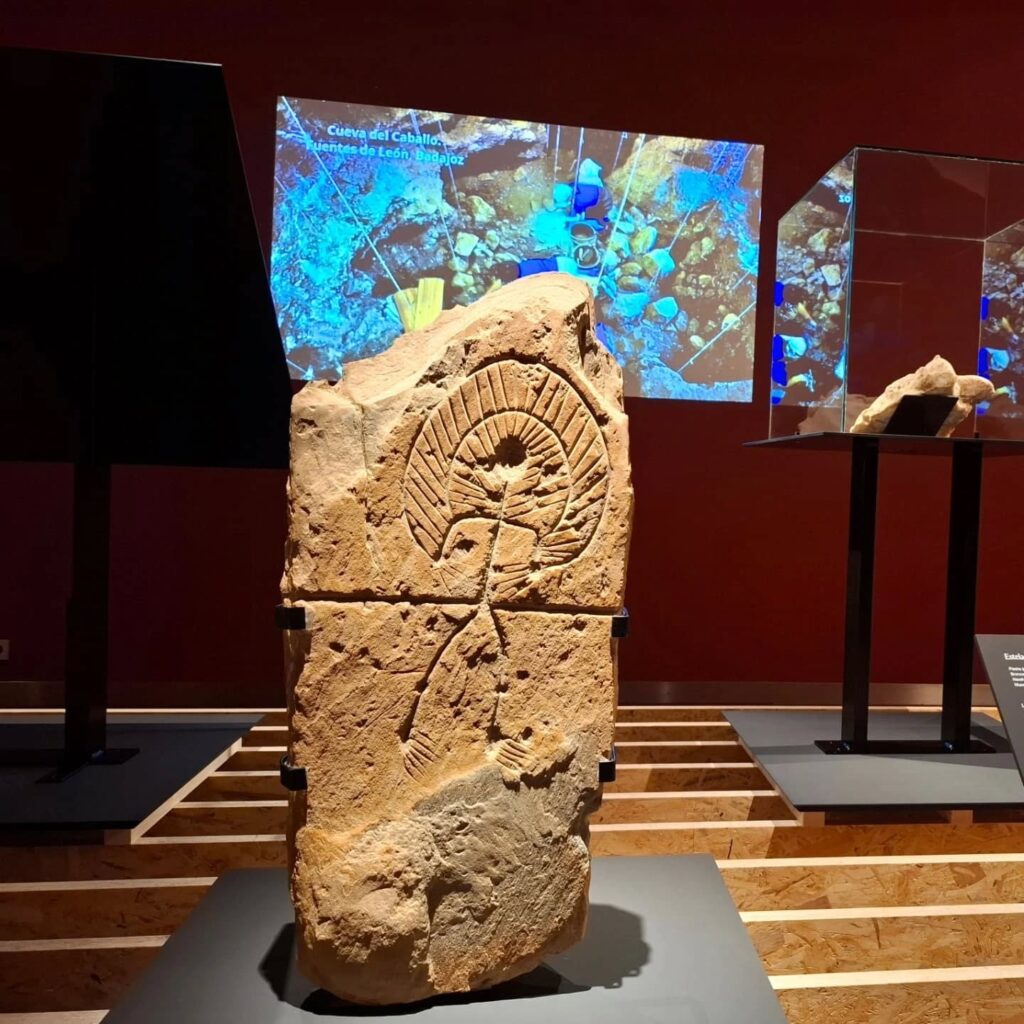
left=850, top=354, right=995, bottom=435
left=281, top=275, right=633, bottom=1005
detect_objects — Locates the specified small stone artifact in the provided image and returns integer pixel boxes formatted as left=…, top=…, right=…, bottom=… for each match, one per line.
left=850, top=354, right=995, bottom=436
left=280, top=274, right=633, bottom=1005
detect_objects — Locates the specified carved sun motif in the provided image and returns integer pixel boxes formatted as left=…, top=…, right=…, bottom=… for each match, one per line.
left=403, top=360, right=609, bottom=599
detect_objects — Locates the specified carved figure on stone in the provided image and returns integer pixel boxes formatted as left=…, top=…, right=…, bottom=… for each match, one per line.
left=280, top=274, right=632, bottom=1005
left=850, top=354, right=995, bottom=435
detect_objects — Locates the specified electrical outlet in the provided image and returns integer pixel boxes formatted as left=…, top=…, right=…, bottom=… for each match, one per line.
left=0, top=640, right=8, bottom=662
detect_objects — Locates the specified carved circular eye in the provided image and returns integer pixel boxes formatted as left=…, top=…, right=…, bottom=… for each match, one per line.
left=492, top=435, right=527, bottom=469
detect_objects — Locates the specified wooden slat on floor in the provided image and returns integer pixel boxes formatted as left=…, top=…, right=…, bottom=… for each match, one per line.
left=748, top=906, right=1024, bottom=973
left=606, top=763, right=769, bottom=792
left=0, top=878, right=211, bottom=940
left=0, top=936, right=163, bottom=1012
left=615, top=706, right=727, bottom=722
left=255, top=710, right=287, bottom=728
left=223, top=746, right=285, bottom=771
left=592, top=820, right=1024, bottom=859
left=614, top=722, right=736, bottom=742
left=775, top=968, right=1024, bottom=1023
left=187, top=770, right=281, bottom=801
left=240, top=726, right=287, bottom=748
left=0, top=835, right=286, bottom=883
left=144, top=801, right=287, bottom=837
left=721, top=854, right=1024, bottom=911
left=614, top=740, right=748, bottom=764
left=593, top=791, right=791, bottom=825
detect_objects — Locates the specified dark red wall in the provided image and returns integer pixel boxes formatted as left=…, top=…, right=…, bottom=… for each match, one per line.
left=4, top=2, right=1024, bottom=705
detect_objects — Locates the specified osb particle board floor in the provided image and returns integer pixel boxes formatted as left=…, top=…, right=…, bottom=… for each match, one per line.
left=3, top=704, right=1024, bottom=1023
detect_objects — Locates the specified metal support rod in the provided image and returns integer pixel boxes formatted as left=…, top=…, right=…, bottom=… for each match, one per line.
left=58, top=229, right=110, bottom=776
left=941, top=441, right=984, bottom=751
left=62, top=457, right=112, bottom=767
left=840, top=437, right=879, bottom=749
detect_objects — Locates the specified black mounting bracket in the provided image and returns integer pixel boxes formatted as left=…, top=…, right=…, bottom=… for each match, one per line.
left=279, top=753, right=307, bottom=792
left=599, top=745, right=617, bottom=783
left=611, top=607, right=629, bottom=638
left=882, top=393, right=958, bottom=436
left=275, top=604, right=306, bottom=630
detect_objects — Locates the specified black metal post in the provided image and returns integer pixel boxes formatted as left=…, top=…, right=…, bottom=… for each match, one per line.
left=37, top=249, right=136, bottom=781
left=941, top=441, right=984, bottom=751
left=840, top=437, right=879, bottom=750
left=61, top=457, right=112, bottom=768
left=38, top=453, right=136, bottom=781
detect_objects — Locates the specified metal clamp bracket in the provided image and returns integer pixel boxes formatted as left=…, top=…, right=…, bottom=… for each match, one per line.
left=275, top=604, right=306, bottom=630
left=599, top=745, right=617, bottom=783
left=279, top=753, right=307, bottom=792
left=611, top=607, right=629, bottom=638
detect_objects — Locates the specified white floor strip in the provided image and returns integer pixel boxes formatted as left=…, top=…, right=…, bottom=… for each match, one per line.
left=719, top=851, right=1024, bottom=869
left=770, top=962, right=1024, bottom=990
left=742, top=902, right=1024, bottom=922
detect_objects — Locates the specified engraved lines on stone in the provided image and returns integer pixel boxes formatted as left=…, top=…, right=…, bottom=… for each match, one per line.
left=399, top=606, right=546, bottom=785
left=400, top=608, right=503, bottom=784
left=399, top=360, right=608, bottom=783
left=491, top=735, right=542, bottom=776
left=403, top=360, right=609, bottom=600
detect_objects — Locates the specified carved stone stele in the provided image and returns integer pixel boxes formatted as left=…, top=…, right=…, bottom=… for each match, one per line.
left=281, top=275, right=633, bottom=1005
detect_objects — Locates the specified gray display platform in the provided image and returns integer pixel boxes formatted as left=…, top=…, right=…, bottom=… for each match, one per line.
left=0, top=713, right=260, bottom=830
left=103, top=857, right=785, bottom=1024
left=726, top=709, right=1024, bottom=810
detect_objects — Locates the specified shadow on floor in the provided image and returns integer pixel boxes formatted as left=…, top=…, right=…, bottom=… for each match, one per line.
left=259, top=903, right=650, bottom=1016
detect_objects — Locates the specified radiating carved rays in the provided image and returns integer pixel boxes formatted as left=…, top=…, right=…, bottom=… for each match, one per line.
left=403, top=360, right=609, bottom=599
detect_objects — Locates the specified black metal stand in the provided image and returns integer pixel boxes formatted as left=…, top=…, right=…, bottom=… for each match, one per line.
left=838, top=436, right=878, bottom=751
left=942, top=442, right=984, bottom=751
left=746, top=430, right=1024, bottom=757
left=1, top=50, right=289, bottom=790
left=821, top=437, right=993, bottom=755
left=29, top=283, right=139, bottom=780
left=36, top=459, right=138, bottom=782
left=5, top=407, right=139, bottom=782
left=11, top=462, right=139, bottom=781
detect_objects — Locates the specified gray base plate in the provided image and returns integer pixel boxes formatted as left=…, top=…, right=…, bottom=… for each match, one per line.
left=103, top=857, right=785, bottom=1023
left=0, top=713, right=261, bottom=829
left=726, top=709, right=1024, bottom=810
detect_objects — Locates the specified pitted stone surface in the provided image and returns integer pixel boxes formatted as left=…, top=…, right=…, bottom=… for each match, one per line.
left=281, top=275, right=633, bottom=1005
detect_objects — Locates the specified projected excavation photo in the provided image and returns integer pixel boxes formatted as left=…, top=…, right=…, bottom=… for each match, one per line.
left=271, top=97, right=763, bottom=401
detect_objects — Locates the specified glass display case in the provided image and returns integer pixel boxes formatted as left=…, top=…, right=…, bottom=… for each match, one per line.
left=770, top=146, right=1024, bottom=438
